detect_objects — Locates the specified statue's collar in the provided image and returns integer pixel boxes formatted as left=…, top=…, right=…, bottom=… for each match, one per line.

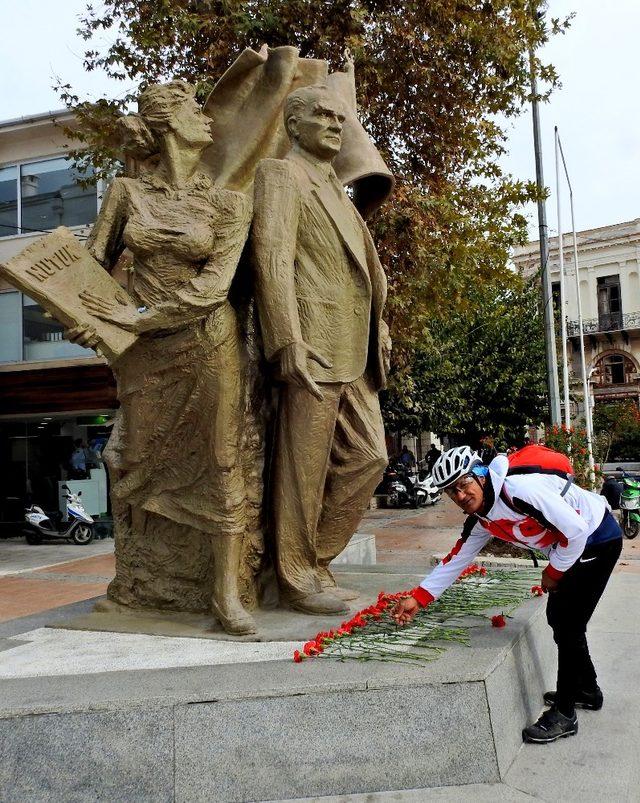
left=289, top=146, right=335, bottom=182
left=141, top=169, right=213, bottom=195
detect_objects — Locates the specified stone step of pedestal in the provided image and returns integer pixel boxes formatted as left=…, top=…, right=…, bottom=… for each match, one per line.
left=330, top=532, right=376, bottom=566
left=0, top=567, right=555, bottom=802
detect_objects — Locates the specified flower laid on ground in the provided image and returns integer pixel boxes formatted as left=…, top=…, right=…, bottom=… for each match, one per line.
left=458, top=563, right=487, bottom=580
left=292, top=566, right=541, bottom=664
left=530, top=585, right=544, bottom=596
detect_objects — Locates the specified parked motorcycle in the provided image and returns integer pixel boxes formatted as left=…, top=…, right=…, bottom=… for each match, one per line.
left=24, top=485, right=94, bottom=545
left=410, top=469, right=442, bottom=507
left=376, top=462, right=441, bottom=508
left=376, top=462, right=411, bottom=507
left=619, top=471, right=640, bottom=539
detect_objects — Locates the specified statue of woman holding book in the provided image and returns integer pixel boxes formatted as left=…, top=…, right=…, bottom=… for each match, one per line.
left=71, top=81, right=256, bottom=635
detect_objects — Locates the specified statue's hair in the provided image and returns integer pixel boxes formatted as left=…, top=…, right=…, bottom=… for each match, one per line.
left=118, top=80, right=197, bottom=160
left=283, top=84, right=340, bottom=137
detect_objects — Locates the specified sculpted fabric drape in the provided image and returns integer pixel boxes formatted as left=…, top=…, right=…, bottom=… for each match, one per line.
left=202, top=45, right=393, bottom=218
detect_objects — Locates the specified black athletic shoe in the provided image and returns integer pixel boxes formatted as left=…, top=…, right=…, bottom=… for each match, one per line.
left=543, top=687, right=603, bottom=711
left=522, top=708, right=578, bottom=744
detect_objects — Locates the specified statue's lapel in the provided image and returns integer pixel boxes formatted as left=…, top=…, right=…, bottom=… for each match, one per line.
left=289, top=152, right=370, bottom=283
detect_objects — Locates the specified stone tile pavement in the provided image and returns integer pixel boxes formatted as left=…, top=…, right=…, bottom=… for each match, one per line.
left=0, top=540, right=114, bottom=623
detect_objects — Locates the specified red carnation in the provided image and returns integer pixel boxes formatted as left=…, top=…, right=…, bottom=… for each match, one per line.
left=530, top=585, right=544, bottom=597
left=491, top=614, right=506, bottom=628
left=302, top=640, right=320, bottom=656
left=293, top=650, right=304, bottom=663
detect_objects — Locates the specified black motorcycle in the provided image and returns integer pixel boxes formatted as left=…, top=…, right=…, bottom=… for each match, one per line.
left=376, top=461, right=417, bottom=508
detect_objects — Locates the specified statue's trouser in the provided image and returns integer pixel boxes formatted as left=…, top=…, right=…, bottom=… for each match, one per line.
left=271, top=373, right=387, bottom=601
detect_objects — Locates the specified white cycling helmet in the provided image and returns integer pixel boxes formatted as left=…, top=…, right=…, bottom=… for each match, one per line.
left=432, top=445, right=483, bottom=489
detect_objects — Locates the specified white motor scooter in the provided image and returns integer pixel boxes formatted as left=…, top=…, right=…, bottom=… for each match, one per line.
left=24, top=485, right=94, bottom=545
left=410, top=469, right=442, bottom=507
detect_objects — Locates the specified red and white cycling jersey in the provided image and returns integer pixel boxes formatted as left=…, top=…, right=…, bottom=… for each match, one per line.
left=415, top=454, right=610, bottom=604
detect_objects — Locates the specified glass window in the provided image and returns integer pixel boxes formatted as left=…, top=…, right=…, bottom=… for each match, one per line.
left=595, top=353, right=635, bottom=386
left=20, top=158, right=96, bottom=234
left=0, top=166, right=18, bottom=238
left=0, top=291, right=22, bottom=362
left=22, top=296, right=93, bottom=361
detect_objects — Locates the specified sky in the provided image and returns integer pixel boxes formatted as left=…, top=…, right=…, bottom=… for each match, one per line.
left=2, top=0, right=639, bottom=239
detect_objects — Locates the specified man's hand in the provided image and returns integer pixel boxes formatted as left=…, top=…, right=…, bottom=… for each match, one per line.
left=541, top=567, right=560, bottom=593
left=278, top=341, right=332, bottom=401
left=79, top=289, right=140, bottom=333
left=392, top=596, right=420, bottom=626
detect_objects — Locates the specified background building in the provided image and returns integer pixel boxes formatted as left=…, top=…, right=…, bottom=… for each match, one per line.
left=513, top=219, right=640, bottom=421
left=0, top=111, right=116, bottom=525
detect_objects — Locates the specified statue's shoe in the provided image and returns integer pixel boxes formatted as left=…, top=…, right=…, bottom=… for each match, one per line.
left=212, top=600, right=257, bottom=636
left=289, top=591, right=348, bottom=615
left=317, top=566, right=359, bottom=601
left=322, top=584, right=360, bottom=601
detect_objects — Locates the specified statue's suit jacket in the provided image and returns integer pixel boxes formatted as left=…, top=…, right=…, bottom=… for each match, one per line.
left=252, top=149, right=388, bottom=390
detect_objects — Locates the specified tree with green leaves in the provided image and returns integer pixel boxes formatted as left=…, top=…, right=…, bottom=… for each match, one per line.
left=381, top=273, right=547, bottom=444
left=593, top=400, right=640, bottom=464
left=58, top=0, right=568, bottom=434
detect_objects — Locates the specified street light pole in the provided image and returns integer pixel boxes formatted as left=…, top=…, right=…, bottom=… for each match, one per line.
left=554, top=127, right=571, bottom=429
left=557, top=131, right=596, bottom=480
left=530, top=52, right=561, bottom=425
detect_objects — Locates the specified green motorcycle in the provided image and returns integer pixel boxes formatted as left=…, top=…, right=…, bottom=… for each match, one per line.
left=619, top=471, right=640, bottom=539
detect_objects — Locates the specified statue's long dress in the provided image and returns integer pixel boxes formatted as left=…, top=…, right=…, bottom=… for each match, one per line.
left=88, top=172, right=252, bottom=610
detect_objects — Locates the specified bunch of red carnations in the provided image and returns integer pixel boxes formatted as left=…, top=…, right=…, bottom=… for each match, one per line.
left=292, top=591, right=406, bottom=663
left=458, top=563, right=487, bottom=580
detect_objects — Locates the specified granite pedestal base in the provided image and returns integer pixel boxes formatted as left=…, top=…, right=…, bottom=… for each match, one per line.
left=0, top=567, right=555, bottom=802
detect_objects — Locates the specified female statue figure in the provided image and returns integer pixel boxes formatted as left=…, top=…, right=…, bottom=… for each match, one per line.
left=72, top=81, right=256, bottom=635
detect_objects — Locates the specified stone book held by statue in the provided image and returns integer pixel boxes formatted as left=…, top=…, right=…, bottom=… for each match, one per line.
left=0, top=226, right=136, bottom=361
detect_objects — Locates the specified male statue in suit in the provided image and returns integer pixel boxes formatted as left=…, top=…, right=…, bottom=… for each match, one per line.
left=252, top=84, right=390, bottom=615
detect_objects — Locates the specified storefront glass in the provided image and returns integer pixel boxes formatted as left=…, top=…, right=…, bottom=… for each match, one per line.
left=0, top=291, right=22, bottom=362
left=0, top=414, right=114, bottom=532
left=22, top=296, right=91, bottom=361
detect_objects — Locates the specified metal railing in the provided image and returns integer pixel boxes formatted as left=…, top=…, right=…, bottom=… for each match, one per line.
left=567, top=312, right=640, bottom=336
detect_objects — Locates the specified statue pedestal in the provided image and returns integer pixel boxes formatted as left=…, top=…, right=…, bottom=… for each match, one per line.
left=0, top=566, right=554, bottom=800
left=330, top=531, right=376, bottom=566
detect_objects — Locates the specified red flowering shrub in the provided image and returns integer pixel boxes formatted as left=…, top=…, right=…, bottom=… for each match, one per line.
left=544, top=424, right=599, bottom=490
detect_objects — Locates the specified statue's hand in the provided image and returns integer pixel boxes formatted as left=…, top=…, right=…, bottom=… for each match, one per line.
left=79, top=289, right=140, bottom=333
left=66, top=323, right=103, bottom=354
left=380, top=320, right=392, bottom=374
left=278, top=341, right=332, bottom=401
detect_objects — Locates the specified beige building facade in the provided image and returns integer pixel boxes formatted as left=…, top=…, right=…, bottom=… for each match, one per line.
left=0, top=110, right=115, bottom=525
left=513, top=219, right=640, bottom=414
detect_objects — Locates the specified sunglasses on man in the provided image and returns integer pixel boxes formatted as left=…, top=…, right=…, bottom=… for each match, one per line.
left=444, top=473, right=477, bottom=499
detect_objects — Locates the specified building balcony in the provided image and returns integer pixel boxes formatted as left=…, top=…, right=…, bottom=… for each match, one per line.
left=567, top=312, right=640, bottom=338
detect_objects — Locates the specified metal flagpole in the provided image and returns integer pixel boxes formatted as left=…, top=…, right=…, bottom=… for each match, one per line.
left=554, top=127, right=571, bottom=429
left=557, top=132, right=596, bottom=479
left=530, top=51, right=561, bottom=425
